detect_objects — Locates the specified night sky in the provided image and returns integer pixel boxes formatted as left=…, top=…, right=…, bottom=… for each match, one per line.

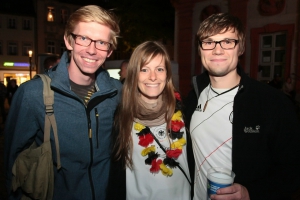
left=58, top=0, right=110, bottom=7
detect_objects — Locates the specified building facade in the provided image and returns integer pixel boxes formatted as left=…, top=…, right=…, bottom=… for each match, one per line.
left=171, top=0, right=300, bottom=100
left=35, top=0, right=81, bottom=74
left=0, top=0, right=80, bottom=85
left=0, top=2, right=36, bottom=86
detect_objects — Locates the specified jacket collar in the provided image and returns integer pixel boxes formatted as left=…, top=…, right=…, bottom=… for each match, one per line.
left=194, top=64, right=248, bottom=97
left=48, top=51, right=118, bottom=96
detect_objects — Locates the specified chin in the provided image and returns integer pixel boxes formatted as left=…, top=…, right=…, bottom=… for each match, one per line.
left=80, top=68, right=99, bottom=76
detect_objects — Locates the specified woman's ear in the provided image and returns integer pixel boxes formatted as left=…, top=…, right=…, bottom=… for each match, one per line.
left=64, top=35, right=73, bottom=51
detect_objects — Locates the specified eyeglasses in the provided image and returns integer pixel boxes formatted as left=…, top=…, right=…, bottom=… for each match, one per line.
left=198, top=39, right=239, bottom=50
left=70, top=33, right=112, bottom=51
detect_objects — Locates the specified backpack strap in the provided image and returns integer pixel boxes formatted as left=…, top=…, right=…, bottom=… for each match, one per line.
left=35, top=74, right=61, bottom=169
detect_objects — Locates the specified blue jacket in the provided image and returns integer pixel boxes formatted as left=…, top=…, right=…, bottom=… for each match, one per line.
left=4, top=52, right=122, bottom=199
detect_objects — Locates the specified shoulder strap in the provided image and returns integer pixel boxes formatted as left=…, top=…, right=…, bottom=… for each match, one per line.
left=148, top=130, right=191, bottom=186
left=34, top=74, right=61, bottom=169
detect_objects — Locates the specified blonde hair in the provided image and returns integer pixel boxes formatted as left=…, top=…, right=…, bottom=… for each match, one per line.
left=64, top=5, right=120, bottom=50
left=113, top=41, right=176, bottom=168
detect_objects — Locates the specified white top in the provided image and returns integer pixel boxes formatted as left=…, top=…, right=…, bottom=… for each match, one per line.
left=126, top=122, right=191, bottom=200
left=190, top=85, right=238, bottom=200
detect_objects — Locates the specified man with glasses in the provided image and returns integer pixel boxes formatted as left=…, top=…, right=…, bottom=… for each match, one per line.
left=5, top=5, right=122, bottom=199
left=184, top=13, right=300, bottom=200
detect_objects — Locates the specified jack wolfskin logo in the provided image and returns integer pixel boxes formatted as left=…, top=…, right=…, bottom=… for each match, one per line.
left=244, top=125, right=260, bottom=133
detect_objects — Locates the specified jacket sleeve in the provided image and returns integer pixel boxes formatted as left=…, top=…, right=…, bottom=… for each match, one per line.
left=4, top=82, right=40, bottom=198
left=106, top=157, right=126, bottom=200
left=106, top=105, right=126, bottom=200
left=183, top=89, right=198, bottom=129
left=244, top=96, right=300, bottom=199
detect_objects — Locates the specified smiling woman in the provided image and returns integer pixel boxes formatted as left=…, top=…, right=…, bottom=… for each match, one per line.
left=107, top=41, right=193, bottom=200
left=138, top=54, right=167, bottom=104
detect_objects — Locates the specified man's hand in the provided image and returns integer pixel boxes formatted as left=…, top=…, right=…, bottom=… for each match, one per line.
left=210, top=183, right=250, bottom=200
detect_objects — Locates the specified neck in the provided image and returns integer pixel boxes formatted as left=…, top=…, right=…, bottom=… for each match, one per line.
left=140, top=95, right=159, bottom=105
left=209, top=71, right=241, bottom=89
left=68, top=64, right=95, bottom=85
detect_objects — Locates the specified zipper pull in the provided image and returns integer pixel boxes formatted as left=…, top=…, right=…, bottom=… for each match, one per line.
left=89, top=128, right=92, bottom=138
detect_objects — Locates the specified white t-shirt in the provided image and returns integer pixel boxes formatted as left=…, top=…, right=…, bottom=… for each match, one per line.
left=126, top=122, right=191, bottom=200
left=190, top=85, right=238, bottom=200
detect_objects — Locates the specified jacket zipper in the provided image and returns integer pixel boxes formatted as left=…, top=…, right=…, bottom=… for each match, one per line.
left=51, top=86, right=118, bottom=200
left=86, top=91, right=117, bottom=200
left=87, top=115, right=96, bottom=200
left=95, top=108, right=99, bottom=148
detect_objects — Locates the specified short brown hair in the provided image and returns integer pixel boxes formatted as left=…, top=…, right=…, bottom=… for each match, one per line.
left=64, top=5, right=120, bottom=50
left=197, top=13, right=245, bottom=54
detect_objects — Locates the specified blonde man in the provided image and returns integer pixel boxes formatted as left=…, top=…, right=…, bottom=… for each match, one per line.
left=5, top=5, right=121, bottom=199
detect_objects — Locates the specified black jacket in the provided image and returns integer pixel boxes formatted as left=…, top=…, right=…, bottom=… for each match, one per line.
left=184, top=67, right=300, bottom=199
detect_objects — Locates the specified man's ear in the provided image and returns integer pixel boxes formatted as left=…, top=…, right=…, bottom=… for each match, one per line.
left=64, top=35, right=73, bottom=51
left=107, top=50, right=113, bottom=58
left=238, top=44, right=244, bottom=56
left=238, top=50, right=244, bottom=56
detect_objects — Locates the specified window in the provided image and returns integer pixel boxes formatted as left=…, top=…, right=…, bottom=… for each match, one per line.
left=47, top=41, right=55, bottom=53
left=61, top=9, right=68, bottom=24
left=0, top=41, right=2, bottom=55
left=60, top=42, right=66, bottom=55
left=259, top=32, right=286, bottom=82
left=23, top=43, right=32, bottom=56
left=23, top=19, right=31, bottom=30
left=8, top=18, right=16, bottom=29
left=8, top=42, right=18, bottom=55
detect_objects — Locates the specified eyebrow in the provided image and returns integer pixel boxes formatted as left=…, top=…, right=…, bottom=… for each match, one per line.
left=75, top=34, right=109, bottom=43
left=202, top=38, right=236, bottom=41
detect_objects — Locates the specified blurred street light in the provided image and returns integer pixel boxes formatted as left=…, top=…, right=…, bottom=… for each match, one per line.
left=47, top=7, right=54, bottom=22
left=28, top=50, right=33, bottom=79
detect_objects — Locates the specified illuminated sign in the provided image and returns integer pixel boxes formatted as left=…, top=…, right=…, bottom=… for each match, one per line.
left=3, top=62, right=29, bottom=67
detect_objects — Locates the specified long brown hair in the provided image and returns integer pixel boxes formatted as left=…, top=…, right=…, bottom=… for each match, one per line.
left=113, top=41, right=176, bottom=168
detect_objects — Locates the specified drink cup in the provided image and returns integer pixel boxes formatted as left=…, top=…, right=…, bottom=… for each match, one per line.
left=207, top=167, right=235, bottom=200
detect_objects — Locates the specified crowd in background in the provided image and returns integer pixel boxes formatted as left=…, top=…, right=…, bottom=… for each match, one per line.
left=0, top=78, right=19, bottom=125
left=269, top=73, right=299, bottom=115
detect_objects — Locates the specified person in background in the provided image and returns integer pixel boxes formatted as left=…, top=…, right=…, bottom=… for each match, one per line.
left=107, top=41, right=193, bottom=200
left=44, top=55, right=60, bottom=72
left=5, top=5, right=121, bottom=199
left=0, top=80, right=7, bottom=124
left=118, top=59, right=129, bottom=84
left=5, top=77, right=11, bottom=87
left=6, top=79, right=18, bottom=106
left=184, top=13, right=300, bottom=200
left=268, top=73, right=282, bottom=89
left=282, top=74, right=296, bottom=102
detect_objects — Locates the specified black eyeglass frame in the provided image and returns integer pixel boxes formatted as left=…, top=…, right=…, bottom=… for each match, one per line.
left=70, top=33, right=112, bottom=51
left=198, top=39, right=239, bottom=50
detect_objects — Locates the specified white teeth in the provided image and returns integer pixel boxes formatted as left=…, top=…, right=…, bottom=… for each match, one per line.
left=145, top=84, right=159, bottom=87
left=83, top=58, right=96, bottom=63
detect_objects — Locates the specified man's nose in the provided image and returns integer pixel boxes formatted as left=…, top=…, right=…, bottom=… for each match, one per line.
left=86, top=41, right=97, bottom=54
